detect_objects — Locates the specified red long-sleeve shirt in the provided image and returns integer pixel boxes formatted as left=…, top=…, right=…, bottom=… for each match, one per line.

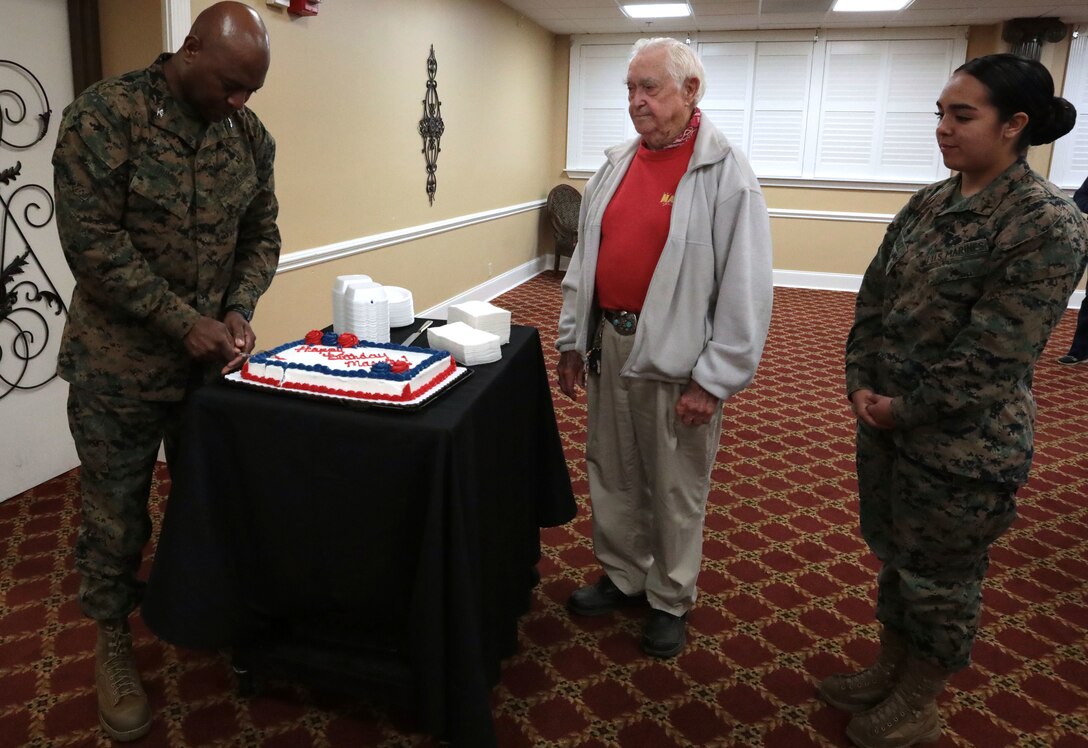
left=595, top=137, right=695, bottom=312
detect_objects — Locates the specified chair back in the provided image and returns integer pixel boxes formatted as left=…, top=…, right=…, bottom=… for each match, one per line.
left=546, top=184, right=582, bottom=251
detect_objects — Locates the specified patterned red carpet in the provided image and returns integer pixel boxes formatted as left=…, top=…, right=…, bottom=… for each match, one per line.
left=2, top=273, right=1087, bottom=747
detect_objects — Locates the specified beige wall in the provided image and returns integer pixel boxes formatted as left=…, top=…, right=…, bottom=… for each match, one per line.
left=187, top=0, right=560, bottom=344
left=98, top=0, right=161, bottom=78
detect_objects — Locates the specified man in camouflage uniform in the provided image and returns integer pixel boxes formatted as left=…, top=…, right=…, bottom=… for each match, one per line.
left=52, top=2, right=280, bottom=740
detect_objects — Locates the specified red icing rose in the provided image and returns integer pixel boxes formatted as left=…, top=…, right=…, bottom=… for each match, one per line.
left=338, top=333, right=359, bottom=348
left=304, top=330, right=323, bottom=345
left=391, top=359, right=410, bottom=373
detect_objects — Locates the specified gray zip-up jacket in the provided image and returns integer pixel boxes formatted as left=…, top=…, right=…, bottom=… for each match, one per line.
left=556, top=116, right=773, bottom=401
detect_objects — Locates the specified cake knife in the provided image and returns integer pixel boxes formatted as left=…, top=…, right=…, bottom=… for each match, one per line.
left=401, top=319, right=433, bottom=347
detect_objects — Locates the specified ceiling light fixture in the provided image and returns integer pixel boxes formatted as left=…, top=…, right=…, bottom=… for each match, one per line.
left=621, top=3, right=692, bottom=19
left=832, top=0, right=914, bottom=11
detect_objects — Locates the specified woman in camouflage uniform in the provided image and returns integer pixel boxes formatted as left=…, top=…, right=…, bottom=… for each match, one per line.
left=822, top=54, right=1088, bottom=748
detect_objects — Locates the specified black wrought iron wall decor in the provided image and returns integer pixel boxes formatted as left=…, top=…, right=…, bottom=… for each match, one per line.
left=418, top=45, right=444, bottom=206
left=1, top=60, right=66, bottom=401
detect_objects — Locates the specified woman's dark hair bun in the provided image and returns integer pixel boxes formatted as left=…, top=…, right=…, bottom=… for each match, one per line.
left=957, top=53, right=1077, bottom=150
left=1031, top=96, right=1077, bottom=146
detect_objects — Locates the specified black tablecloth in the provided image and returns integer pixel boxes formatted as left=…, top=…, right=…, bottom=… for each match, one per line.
left=142, top=322, right=576, bottom=746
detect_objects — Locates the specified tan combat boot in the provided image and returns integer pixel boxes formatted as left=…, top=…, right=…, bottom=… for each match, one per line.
left=95, top=618, right=151, bottom=742
left=845, top=655, right=948, bottom=748
left=818, top=628, right=907, bottom=712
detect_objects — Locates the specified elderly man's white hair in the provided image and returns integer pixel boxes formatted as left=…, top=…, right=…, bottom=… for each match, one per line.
left=629, top=37, right=706, bottom=105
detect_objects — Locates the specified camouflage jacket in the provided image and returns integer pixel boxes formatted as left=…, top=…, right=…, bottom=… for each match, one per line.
left=845, top=159, right=1088, bottom=484
left=53, top=54, right=280, bottom=401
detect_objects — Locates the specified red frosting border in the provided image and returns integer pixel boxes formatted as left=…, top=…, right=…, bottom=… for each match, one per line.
left=242, top=354, right=457, bottom=403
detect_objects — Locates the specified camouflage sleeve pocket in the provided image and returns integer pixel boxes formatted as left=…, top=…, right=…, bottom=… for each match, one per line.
left=1003, top=261, right=1079, bottom=283
left=72, top=105, right=130, bottom=172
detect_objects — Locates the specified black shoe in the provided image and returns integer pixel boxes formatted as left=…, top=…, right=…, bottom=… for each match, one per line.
left=567, top=575, right=646, bottom=616
left=1058, top=353, right=1088, bottom=365
left=641, top=609, right=688, bottom=658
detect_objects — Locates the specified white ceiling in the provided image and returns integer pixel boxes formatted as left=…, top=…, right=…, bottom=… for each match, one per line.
left=497, top=0, right=1088, bottom=35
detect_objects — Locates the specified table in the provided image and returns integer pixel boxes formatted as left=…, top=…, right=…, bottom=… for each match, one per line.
left=142, top=322, right=576, bottom=746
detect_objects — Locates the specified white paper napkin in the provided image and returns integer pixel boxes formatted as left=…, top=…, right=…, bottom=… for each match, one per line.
left=447, top=300, right=511, bottom=345
left=427, top=321, right=501, bottom=365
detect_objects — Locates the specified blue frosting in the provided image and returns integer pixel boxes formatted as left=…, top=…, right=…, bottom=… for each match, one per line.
left=249, top=336, right=448, bottom=382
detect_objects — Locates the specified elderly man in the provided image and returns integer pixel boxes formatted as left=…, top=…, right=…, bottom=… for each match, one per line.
left=52, top=2, right=280, bottom=740
left=556, top=37, right=773, bottom=658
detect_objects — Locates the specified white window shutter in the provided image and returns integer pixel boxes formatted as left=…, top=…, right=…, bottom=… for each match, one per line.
left=1051, top=31, right=1088, bottom=189
left=814, top=41, right=884, bottom=178
left=699, top=42, right=755, bottom=148
left=565, top=31, right=964, bottom=183
left=879, top=41, right=954, bottom=180
left=699, top=41, right=813, bottom=175
left=568, top=45, right=631, bottom=172
left=749, top=42, right=813, bottom=176
left=815, top=39, right=954, bottom=181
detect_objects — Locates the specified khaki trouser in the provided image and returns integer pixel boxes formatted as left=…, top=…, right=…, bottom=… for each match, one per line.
left=586, top=321, right=722, bottom=615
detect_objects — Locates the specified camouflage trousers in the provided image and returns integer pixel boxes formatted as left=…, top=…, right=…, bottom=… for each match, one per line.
left=67, top=385, right=187, bottom=620
left=856, top=426, right=1017, bottom=672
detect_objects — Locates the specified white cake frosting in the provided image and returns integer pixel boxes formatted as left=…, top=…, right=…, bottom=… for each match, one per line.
left=241, top=331, right=456, bottom=402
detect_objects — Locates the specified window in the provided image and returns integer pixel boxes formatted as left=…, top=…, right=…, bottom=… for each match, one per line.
left=1050, top=29, right=1088, bottom=190
left=567, top=44, right=638, bottom=169
left=700, top=41, right=813, bottom=177
left=565, top=29, right=967, bottom=185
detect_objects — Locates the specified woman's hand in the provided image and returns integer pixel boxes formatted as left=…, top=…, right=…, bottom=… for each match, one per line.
left=851, top=388, right=895, bottom=430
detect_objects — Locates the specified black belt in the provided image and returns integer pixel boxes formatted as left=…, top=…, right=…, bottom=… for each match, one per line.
left=602, top=309, right=638, bottom=336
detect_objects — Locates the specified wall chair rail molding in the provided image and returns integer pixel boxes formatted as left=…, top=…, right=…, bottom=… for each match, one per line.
left=277, top=199, right=545, bottom=272
left=0, top=60, right=67, bottom=401
left=418, top=45, right=444, bottom=206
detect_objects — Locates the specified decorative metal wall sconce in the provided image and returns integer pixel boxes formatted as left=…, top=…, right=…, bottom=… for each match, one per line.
left=1, top=60, right=67, bottom=401
left=418, top=45, right=444, bottom=206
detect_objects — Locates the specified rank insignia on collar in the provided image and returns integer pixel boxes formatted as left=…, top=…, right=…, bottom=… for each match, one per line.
left=226, top=117, right=234, bottom=129
left=155, top=108, right=164, bottom=118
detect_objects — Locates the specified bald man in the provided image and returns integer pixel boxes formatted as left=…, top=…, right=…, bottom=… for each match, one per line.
left=52, top=2, right=280, bottom=740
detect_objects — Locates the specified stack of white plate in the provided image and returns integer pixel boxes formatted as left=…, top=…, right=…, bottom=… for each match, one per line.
left=343, top=282, right=390, bottom=342
left=332, top=274, right=372, bottom=334
left=447, top=300, right=510, bottom=345
left=385, top=286, right=415, bottom=328
left=427, top=321, right=501, bottom=365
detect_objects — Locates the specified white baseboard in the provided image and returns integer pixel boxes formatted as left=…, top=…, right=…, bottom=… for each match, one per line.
left=772, top=270, right=862, bottom=294
left=772, top=270, right=1085, bottom=310
left=419, top=266, right=1086, bottom=315
left=419, top=255, right=554, bottom=319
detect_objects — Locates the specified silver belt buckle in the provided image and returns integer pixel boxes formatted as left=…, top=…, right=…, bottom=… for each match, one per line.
left=609, top=310, right=637, bottom=335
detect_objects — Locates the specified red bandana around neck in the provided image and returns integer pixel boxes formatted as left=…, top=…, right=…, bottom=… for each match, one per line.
left=661, top=107, right=701, bottom=150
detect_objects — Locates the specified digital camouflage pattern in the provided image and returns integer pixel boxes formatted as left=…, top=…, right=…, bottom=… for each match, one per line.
left=53, top=53, right=281, bottom=402
left=857, top=427, right=1016, bottom=670
left=67, top=386, right=187, bottom=619
left=845, top=158, right=1088, bottom=672
left=54, top=54, right=280, bottom=619
left=846, top=159, right=1088, bottom=485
